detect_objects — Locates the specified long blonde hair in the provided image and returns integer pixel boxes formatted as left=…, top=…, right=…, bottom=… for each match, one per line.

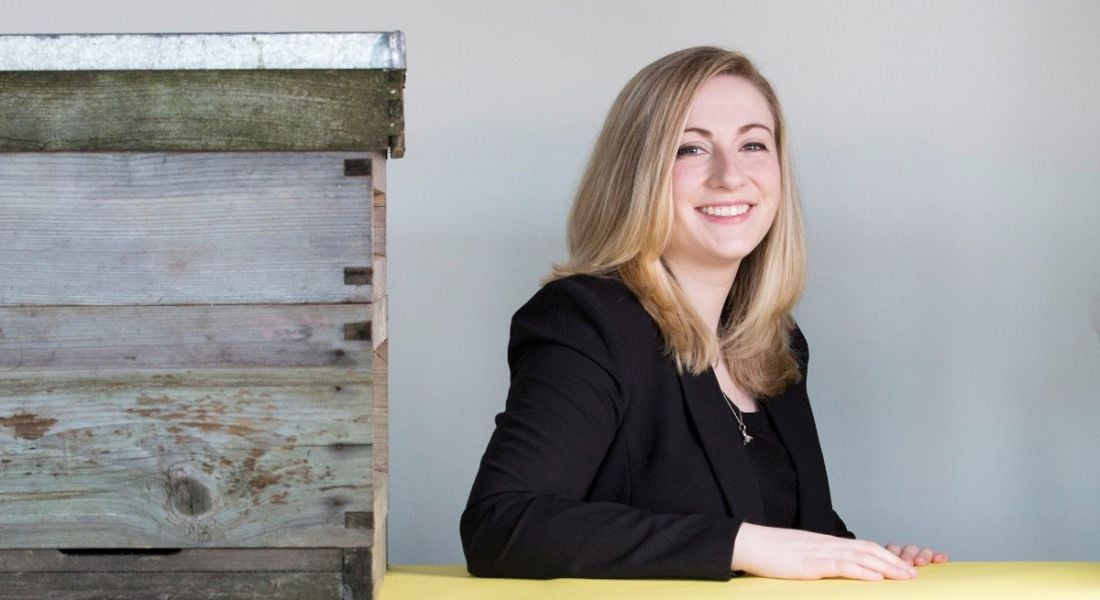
left=552, top=47, right=806, bottom=397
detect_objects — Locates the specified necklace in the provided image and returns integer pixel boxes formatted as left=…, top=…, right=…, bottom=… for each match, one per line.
left=721, top=391, right=753, bottom=445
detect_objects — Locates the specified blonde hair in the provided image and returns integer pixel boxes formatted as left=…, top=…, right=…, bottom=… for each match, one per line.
left=551, top=46, right=806, bottom=396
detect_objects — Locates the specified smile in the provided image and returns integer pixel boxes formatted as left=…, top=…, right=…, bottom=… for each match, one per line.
left=698, top=204, right=751, bottom=217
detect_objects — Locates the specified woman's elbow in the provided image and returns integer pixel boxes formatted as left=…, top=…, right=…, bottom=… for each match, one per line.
left=460, top=496, right=550, bottom=579
left=460, top=502, right=511, bottom=577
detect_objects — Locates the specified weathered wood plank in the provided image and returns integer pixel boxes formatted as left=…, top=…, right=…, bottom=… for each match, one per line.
left=0, top=571, right=342, bottom=599
left=0, top=548, right=341, bottom=572
left=0, top=443, right=373, bottom=548
left=372, top=341, right=390, bottom=600
left=369, top=150, right=388, bottom=204
left=371, top=296, right=389, bottom=352
left=0, top=369, right=372, bottom=548
left=368, top=152, right=390, bottom=599
left=0, top=305, right=371, bottom=372
left=0, top=370, right=371, bottom=444
left=342, top=547, right=374, bottom=600
left=373, top=204, right=388, bottom=259
left=0, top=70, right=404, bottom=153
left=372, top=344, right=390, bottom=476
left=0, top=152, right=373, bottom=305
left=372, top=150, right=388, bottom=312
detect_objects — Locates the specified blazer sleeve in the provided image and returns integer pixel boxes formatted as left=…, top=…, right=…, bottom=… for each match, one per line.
left=791, top=324, right=856, bottom=540
left=460, top=278, right=742, bottom=580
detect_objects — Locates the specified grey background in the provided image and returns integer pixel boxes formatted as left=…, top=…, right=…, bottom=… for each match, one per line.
left=4, top=0, right=1098, bottom=565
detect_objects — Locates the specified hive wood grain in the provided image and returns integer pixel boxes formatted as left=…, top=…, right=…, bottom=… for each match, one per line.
left=0, top=548, right=341, bottom=571
left=0, top=369, right=373, bottom=548
left=0, top=571, right=342, bottom=599
left=0, top=152, right=373, bottom=306
left=0, top=304, right=371, bottom=371
left=1, top=37, right=397, bottom=597
left=0, top=70, right=404, bottom=155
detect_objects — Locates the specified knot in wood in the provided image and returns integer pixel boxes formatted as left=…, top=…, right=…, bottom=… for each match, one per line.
left=168, top=475, right=214, bottom=517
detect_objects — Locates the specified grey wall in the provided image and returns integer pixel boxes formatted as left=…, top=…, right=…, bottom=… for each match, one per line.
left=5, top=0, right=1098, bottom=565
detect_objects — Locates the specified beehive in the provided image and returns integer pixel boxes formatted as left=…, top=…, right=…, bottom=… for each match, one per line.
left=0, top=32, right=402, bottom=599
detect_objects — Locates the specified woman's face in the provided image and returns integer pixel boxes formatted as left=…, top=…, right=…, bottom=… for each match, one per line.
left=664, top=74, right=781, bottom=276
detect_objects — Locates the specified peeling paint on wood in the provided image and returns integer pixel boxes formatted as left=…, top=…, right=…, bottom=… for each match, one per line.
left=0, top=412, right=57, bottom=440
left=0, top=370, right=373, bottom=548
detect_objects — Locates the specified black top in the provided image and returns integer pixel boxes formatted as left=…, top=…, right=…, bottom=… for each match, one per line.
left=741, top=405, right=800, bottom=528
left=461, top=275, right=853, bottom=581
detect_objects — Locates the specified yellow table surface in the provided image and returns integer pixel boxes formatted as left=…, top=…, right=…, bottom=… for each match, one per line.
left=381, top=563, right=1100, bottom=599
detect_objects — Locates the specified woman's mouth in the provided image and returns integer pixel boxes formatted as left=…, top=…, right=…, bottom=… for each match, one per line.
left=698, top=204, right=752, bottom=218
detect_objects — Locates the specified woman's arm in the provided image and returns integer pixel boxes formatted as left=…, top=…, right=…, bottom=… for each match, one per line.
left=731, top=523, right=921, bottom=580
left=725, top=327, right=937, bottom=581
left=460, top=278, right=741, bottom=580
left=461, top=278, right=945, bottom=581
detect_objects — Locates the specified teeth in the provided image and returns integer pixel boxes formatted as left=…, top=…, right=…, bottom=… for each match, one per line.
left=699, top=204, right=750, bottom=217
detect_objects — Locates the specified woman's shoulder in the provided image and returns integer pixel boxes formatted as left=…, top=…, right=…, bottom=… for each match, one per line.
left=514, top=271, right=628, bottom=312
left=511, top=272, right=655, bottom=355
left=518, top=272, right=652, bottom=329
left=787, top=320, right=809, bottom=369
left=537, top=272, right=638, bottom=305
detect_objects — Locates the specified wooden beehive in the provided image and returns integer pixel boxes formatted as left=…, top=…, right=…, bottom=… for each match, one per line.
left=0, top=32, right=402, bottom=599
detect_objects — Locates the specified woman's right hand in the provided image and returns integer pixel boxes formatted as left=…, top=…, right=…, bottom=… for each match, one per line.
left=730, top=523, right=918, bottom=581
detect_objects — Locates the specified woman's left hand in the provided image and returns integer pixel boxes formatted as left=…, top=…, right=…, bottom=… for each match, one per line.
left=884, top=544, right=949, bottom=567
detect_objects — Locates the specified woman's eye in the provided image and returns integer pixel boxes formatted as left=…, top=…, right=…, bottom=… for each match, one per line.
left=676, top=145, right=704, bottom=157
left=742, top=141, right=769, bottom=152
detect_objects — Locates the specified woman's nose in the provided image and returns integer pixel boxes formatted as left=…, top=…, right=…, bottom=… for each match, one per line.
left=708, top=150, right=747, bottom=189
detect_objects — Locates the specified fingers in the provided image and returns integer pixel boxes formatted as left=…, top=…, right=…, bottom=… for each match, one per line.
left=860, top=542, right=917, bottom=579
left=832, top=559, right=884, bottom=582
left=817, top=543, right=914, bottom=581
left=857, top=551, right=916, bottom=580
left=886, top=543, right=951, bottom=566
left=824, top=540, right=915, bottom=580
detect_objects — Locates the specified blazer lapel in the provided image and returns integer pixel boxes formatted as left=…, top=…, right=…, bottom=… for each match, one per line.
left=679, top=369, right=766, bottom=524
left=763, top=386, right=835, bottom=533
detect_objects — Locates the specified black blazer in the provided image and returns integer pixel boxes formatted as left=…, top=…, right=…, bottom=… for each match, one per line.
left=460, top=274, right=853, bottom=580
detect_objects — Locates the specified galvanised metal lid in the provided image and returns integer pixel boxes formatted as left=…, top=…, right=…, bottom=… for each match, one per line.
left=0, top=32, right=406, bottom=71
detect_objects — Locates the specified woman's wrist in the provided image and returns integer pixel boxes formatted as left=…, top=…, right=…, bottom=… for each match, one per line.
left=730, top=522, right=760, bottom=573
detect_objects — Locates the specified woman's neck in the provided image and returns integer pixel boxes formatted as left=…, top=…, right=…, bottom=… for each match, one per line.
left=664, top=257, right=757, bottom=411
left=663, top=257, right=740, bottom=333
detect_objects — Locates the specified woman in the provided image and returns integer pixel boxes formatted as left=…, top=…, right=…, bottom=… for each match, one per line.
left=460, top=47, right=947, bottom=581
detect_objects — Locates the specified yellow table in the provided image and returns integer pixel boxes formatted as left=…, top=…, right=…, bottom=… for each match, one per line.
left=381, top=563, right=1100, bottom=599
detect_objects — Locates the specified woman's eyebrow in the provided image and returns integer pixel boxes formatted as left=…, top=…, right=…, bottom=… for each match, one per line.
left=739, top=123, right=774, bottom=136
left=683, top=127, right=713, bottom=137
left=683, top=123, right=774, bottom=137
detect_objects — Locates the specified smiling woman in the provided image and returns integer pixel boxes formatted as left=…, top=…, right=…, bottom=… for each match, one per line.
left=666, top=75, right=780, bottom=275
left=460, top=47, right=947, bottom=581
